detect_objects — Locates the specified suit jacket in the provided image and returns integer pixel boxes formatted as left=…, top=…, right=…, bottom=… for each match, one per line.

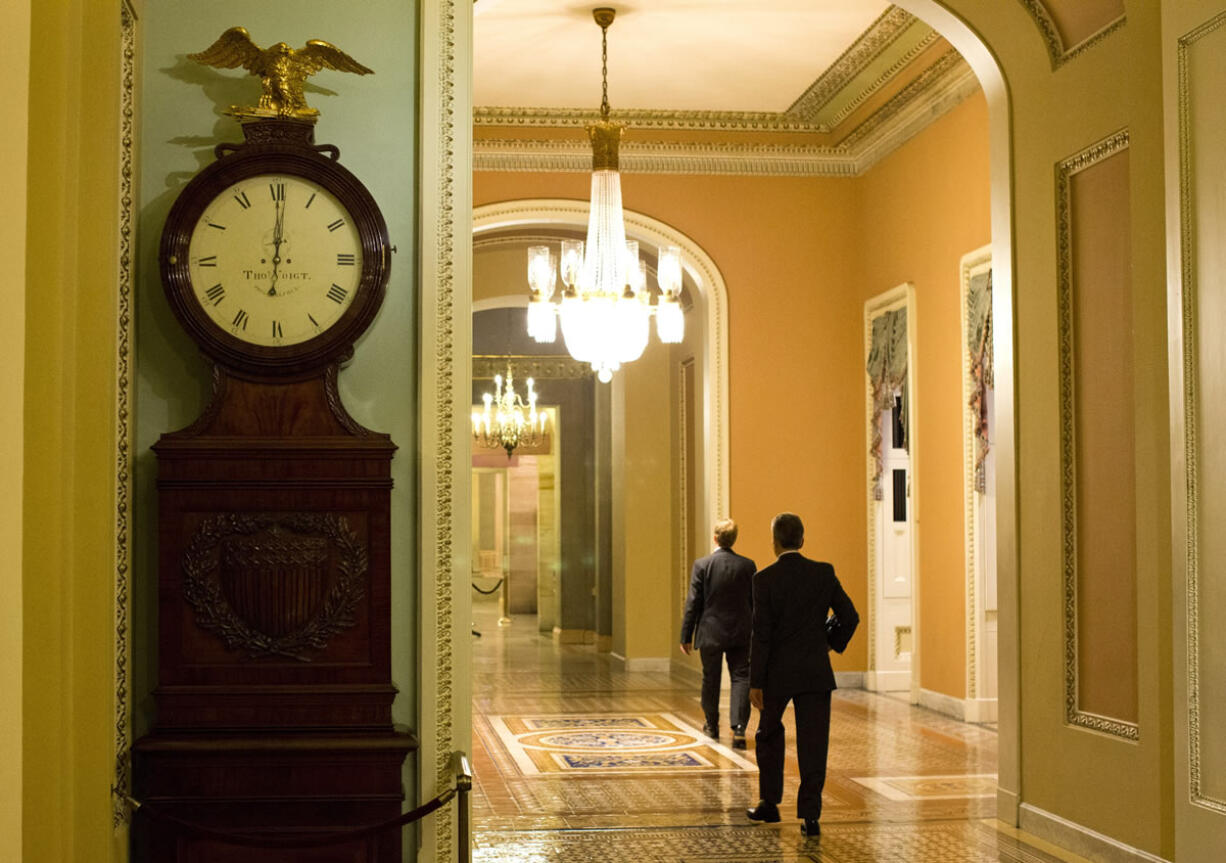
left=679, top=547, right=756, bottom=649
left=749, top=552, right=859, bottom=696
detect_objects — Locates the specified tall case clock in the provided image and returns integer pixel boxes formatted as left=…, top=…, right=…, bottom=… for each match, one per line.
left=134, top=110, right=415, bottom=862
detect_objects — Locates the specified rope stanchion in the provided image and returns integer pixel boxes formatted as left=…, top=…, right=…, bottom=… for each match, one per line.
left=123, top=749, right=475, bottom=856
left=472, top=578, right=504, bottom=595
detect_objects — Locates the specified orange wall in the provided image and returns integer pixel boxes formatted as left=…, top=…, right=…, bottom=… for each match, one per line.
left=474, top=89, right=991, bottom=687
left=856, top=92, right=991, bottom=698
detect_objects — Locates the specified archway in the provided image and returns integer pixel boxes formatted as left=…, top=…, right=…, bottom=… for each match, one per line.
left=473, top=199, right=731, bottom=538
left=417, top=3, right=1019, bottom=859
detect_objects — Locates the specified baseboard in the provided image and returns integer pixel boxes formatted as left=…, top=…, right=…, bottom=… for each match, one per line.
left=594, top=634, right=612, bottom=653
left=672, top=658, right=701, bottom=680
left=1019, top=803, right=1170, bottom=863
left=997, top=787, right=1019, bottom=826
left=624, top=657, right=670, bottom=673
left=551, top=627, right=593, bottom=645
left=863, top=670, right=910, bottom=692
left=834, top=671, right=864, bottom=689
left=918, top=687, right=966, bottom=720
left=963, top=697, right=998, bottom=723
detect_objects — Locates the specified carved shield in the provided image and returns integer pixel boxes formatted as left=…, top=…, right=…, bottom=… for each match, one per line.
left=219, top=529, right=330, bottom=638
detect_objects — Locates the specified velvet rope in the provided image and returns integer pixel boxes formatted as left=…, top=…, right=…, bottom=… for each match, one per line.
left=472, top=578, right=505, bottom=595
left=125, top=785, right=457, bottom=849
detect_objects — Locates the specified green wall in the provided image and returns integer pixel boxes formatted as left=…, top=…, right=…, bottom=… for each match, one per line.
left=134, top=0, right=419, bottom=810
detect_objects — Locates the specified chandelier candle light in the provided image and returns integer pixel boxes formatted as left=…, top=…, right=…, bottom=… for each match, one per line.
left=526, top=7, right=685, bottom=383
left=472, top=364, right=548, bottom=458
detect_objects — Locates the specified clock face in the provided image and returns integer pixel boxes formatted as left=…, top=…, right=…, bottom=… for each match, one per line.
left=186, top=174, right=363, bottom=347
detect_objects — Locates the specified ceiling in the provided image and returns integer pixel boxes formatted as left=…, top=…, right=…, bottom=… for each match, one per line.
left=473, top=0, right=893, bottom=115
left=469, top=0, right=979, bottom=174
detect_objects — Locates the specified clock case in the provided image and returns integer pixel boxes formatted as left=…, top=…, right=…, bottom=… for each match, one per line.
left=135, top=119, right=415, bottom=863
left=159, top=118, right=390, bottom=376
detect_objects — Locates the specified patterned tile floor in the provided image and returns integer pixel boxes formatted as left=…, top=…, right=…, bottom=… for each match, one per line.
left=470, top=602, right=1086, bottom=862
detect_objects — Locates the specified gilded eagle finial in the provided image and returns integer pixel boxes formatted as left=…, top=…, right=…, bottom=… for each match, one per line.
left=188, top=27, right=374, bottom=122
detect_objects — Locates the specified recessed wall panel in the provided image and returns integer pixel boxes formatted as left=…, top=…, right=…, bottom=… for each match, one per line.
left=1057, top=131, right=1139, bottom=738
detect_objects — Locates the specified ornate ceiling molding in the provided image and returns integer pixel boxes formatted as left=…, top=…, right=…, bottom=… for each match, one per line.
left=786, top=6, right=936, bottom=127
left=474, top=51, right=977, bottom=178
left=819, top=30, right=941, bottom=132
left=475, top=105, right=816, bottom=133
left=473, top=138, right=859, bottom=177
left=473, top=354, right=593, bottom=381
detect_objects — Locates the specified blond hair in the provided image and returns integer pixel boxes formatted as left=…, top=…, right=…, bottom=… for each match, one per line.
left=713, top=518, right=738, bottom=548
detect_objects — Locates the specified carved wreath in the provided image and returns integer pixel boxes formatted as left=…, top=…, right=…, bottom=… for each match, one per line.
left=182, top=512, right=367, bottom=661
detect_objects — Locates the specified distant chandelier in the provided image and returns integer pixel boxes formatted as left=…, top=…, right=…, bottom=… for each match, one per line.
left=525, top=7, right=685, bottom=383
left=472, top=363, right=547, bottom=458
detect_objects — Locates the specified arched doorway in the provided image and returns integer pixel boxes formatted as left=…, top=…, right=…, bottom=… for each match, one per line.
left=418, top=2, right=1019, bottom=859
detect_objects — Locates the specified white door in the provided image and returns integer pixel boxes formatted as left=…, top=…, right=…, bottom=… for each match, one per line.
left=871, top=393, right=913, bottom=692
left=973, top=385, right=998, bottom=717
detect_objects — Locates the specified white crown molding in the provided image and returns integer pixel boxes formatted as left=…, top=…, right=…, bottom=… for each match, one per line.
left=840, top=52, right=980, bottom=174
left=473, top=52, right=979, bottom=178
left=787, top=6, right=932, bottom=125
left=474, top=138, right=860, bottom=177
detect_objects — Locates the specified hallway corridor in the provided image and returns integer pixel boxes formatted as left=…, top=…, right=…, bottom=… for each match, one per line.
left=469, top=601, right=1085, bottom=862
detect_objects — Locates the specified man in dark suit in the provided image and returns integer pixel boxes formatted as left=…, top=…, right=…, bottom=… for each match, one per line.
left=747, top=512, right=858, bottom=838
left=680, top=518, right=757, bottom=748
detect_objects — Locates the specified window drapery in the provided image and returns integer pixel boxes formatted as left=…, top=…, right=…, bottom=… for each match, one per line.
left=866, top=307, right=908, bottom=501
left=967, top=269, right=993, bottom=493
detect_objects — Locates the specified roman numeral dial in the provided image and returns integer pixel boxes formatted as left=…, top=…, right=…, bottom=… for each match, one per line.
left=186, top=173, right=365, bottom=348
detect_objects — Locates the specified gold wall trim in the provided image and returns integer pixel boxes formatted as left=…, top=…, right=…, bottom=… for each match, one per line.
left=113, top=0, right=137, bottom=827
left=1055, top=128, right=1139, bottom=742
left=472, top=354, right=593, bottom=380
left=474, top=52, right=977, bottom=178
left=1015, top=0, right=1127, bottom=69
left=421, top=0, right=471, bottom=859
left=1177, top=9, right=1226, bottom=814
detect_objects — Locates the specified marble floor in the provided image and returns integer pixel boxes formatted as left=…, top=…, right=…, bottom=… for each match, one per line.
left=470, top=602, right=1084, bottom=862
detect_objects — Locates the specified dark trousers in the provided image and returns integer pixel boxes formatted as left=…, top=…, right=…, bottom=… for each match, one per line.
left=755, top=689, right=832, bottom=819
left=699, top=644, right=750, bottom=730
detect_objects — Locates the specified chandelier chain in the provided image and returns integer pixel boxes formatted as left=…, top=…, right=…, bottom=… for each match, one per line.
left=600, top=21, right=610, bottom=120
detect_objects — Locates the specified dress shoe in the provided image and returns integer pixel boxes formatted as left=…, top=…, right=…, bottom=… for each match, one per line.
left=801, top=817, right=820, bottom=837
left=701, top=723, right=719, bottom=740
left=731, top=726, right=747, bottom=749
left=746, top=801, right=781, bottom=823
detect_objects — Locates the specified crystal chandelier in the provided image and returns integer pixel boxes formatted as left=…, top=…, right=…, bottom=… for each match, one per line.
left=472, top=363, right=548, bottom=458
left=525, top=7, right=685, bottom=383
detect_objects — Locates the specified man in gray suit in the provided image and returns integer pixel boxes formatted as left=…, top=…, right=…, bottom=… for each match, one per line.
left=747, top=512, right=858, bottom=838
left=680, top=518, right=756, bottom=749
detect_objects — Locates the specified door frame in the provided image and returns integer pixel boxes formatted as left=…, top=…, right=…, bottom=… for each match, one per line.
left=960, top=245, right=998, bottom=723
left=418, top=1, right=1023, bottom=856
left=863, top=283, right=920, bottom=702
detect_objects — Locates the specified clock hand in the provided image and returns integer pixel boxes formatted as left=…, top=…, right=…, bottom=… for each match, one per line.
left=268, top=196, right=285, bottom=296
